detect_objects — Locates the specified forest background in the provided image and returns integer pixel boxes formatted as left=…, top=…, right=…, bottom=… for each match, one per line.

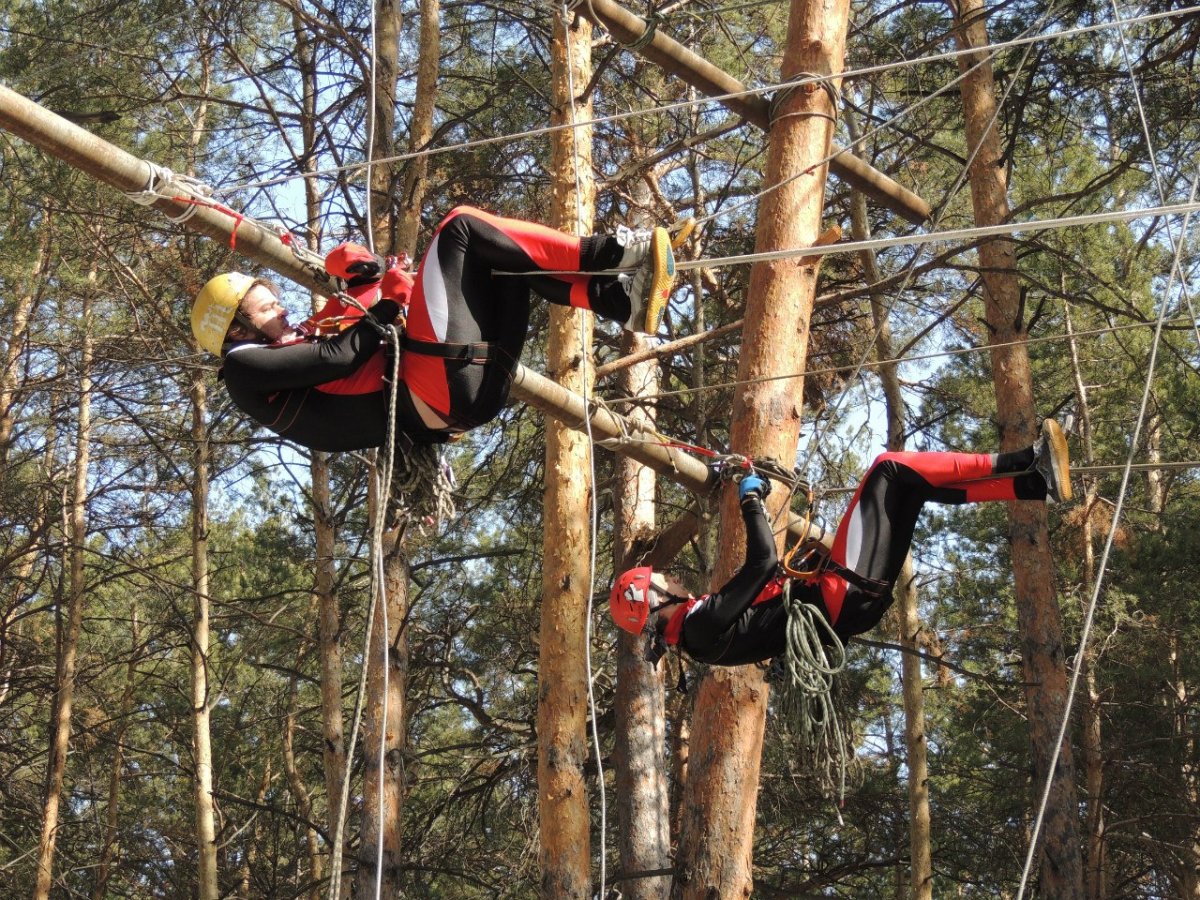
left=0, top=0, right=1198, bottom=897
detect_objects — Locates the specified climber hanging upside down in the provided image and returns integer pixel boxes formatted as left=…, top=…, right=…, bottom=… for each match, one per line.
left=610, top=420, right=1073, bottom=666
left=190, top=206, right=678, bottom=451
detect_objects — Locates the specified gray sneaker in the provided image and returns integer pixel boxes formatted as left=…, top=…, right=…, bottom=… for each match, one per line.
left=619, top=226, right=675, bottom=334
left=1032, top=418, right=1072, bottom=503
left=614, top=225, right=655, bottom=269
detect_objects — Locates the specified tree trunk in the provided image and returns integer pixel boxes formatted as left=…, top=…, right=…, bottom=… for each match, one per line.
left=847, top=115, right=932, bottom=900
left=92, top=604, right=138, bottom=900
left=1066, top=300, right=1108, bottom=900
left=951, top=2, right=1084, bottom=895
left=355, top=2, right=408, bottom=892
left=179, top=49, right=220, bottom=900
left=291, top=10, right=350, bottom=889
left=356, top=521, right=408, bottom=899
left=368, top=0, right=401, bottom=249
left=238, top=758, right=272, bottom=897
left=612, top=193, right=670, bottom=897
left=285, top=673, right=324, bottom=899
left=538, top=10, right=595, bottom=898
left=312, top=452, right=348, bottom=887
left=395, top=0, right=440, bottom=256
left=188, top=370, right=220, bottom=900
left=0, top=221, right=53, bottom=714
left=32, top=284, right=94, bottom=900
left=0, top=215, right=50, bottom=466
left=673, top=1, right=849, bottom=896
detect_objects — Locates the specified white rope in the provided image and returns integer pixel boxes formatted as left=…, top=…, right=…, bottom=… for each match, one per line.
left=223, top=5, right=1197, bottom=195
left=327, top=6, right=391, bottom=896
left=614, top=314, right=1198, bottom=406
left=123, top=161, right=212, bottom=223
left=364, top=5, right=389, bottom=896
left=560, top=6, right=609, bottom=896
left=1015, top=5, right=1199, bottom=894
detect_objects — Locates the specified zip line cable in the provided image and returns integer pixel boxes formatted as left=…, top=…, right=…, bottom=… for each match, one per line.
left=675, top=200, right=1200, bottom=272
left=1015, top=3, right=1200, bottom=892
left=223, top=5, right=1197, bottom=195
left=602, top=315, right=1200, bottom=408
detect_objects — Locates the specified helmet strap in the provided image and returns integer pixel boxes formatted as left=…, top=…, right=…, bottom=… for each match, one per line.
left=231, top=310, right=272, bottom=343
left=648, top=591, right=690, bottom=614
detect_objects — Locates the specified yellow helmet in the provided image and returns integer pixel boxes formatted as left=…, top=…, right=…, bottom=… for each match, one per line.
left=191, top=272, right=256, bottom=355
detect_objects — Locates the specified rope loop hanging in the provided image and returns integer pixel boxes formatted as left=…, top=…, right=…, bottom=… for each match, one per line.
left=622, top=15, right=659, bottom=52
left=772, top=579, right=850, bottom=807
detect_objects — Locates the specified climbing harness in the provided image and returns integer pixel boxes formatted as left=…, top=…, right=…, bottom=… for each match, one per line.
left=399, top=334, right=499, bottom=365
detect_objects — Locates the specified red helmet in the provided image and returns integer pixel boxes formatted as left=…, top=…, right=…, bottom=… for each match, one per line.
left=609, top=566, right=668, bottom=634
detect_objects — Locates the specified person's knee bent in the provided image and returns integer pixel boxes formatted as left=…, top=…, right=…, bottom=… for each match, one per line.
left=868, top=452, right=908, bottom=476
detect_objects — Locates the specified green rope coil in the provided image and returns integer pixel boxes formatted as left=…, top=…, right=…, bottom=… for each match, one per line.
left=777, top=579, right=850, bottom=804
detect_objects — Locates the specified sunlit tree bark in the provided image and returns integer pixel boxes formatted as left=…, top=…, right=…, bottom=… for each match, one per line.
left=538, top=8, right=595, bottom=897
left=673, top=0, right=849, bottom=895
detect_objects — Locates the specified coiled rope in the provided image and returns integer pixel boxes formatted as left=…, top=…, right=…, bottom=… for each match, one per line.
left=776, top=580, right=849, bottom=807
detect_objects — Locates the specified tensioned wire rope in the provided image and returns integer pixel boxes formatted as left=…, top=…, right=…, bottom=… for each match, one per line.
left=131, top=8, right=1199, bottom=309
left=134, top=188, right=1200, bottom=389
left=472, top=9, right=1197, bottom=284
left=598, top=314, right=1200, bottom=413
left=221, top=5, right=1197, bottom=196
left=607, top=0, right=1064, bottom=421
left=566, top=2, right=1058, bottom=486
left=1015, top=1, right=1200, bottom=893
left=1099, top=0, right=1200, bottom=356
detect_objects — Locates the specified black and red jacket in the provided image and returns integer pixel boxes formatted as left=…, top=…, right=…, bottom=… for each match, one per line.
left=661, top=496, right=830, bottom=666
left=219, top=281, right=450, bottom=451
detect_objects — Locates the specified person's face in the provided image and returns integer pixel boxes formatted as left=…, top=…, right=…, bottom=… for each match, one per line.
left=239, top=284, right=290, bottom=340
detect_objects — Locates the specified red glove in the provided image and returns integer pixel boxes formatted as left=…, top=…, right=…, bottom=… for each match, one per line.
left=325, top=242, right=386, bottom=287
left=380, top=266, right=414, bottom=304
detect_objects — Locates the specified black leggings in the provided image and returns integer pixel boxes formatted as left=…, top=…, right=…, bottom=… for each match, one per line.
left=824, top=451, right=1045, bottom=636
left=399, top=206, right=625, bottom=427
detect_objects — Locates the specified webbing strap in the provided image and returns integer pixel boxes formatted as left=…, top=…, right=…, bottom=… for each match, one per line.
left=400, top=334, right=496, bottom=364
left=826, top=560, right=890, bottom=598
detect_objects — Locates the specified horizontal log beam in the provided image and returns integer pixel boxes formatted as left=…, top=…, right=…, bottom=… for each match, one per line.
left=576, top=0, right=931, bottom=225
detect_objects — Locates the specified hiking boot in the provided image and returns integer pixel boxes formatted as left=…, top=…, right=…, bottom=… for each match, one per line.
left=1032, top=418, right=1072, bottom=503
left=619, top=225, right=675, bottom=334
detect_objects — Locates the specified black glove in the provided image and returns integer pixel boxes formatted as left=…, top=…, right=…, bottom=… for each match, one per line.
left=643, top=631, right=667, bottom=666
left=325, top=242, right=388, bottom=287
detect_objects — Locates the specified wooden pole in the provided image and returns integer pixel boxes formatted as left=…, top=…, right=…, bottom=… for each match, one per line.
left=574, top=0, right=930, bottom=225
